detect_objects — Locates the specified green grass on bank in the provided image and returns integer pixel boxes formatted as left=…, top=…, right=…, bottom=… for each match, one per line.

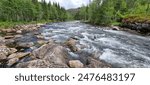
left=122, top=14, right=150, bottom=23
left=0, top=20, right=54, bottom=29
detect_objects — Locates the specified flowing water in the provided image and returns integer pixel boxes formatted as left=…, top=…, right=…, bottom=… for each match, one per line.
left=40, top=21, right=150, bottom=68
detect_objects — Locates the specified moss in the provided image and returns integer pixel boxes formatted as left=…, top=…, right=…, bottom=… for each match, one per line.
left=123, top=14, right=150, bottom=23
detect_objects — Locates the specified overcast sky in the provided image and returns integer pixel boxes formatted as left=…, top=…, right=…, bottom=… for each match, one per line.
left=40, top=0, right=91, bottom=9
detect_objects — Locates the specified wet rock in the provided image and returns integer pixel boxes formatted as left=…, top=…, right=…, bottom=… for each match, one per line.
left=14, top=35, right=23, bottom=38
left=16, top=42, right=34, bottom=48
left=36, top=35, right=44, bottom=39
left=86, top=57, right=111, bottom=68
left=7, top=58, right=19, bottom=67
left=8, top=52, right=30, bottom=59
left=65, top=38, right=78, bottom=52
left=69, top=60, right=84, bottom=68
left=111, top=26, right=120, bottom=30
left=37, top=40, right=48, bottom=45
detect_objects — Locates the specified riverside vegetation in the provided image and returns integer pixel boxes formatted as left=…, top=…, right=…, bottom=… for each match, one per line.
left=0, top=0, right=150, bottom=68
left=75, top=0, right=150, bottom=34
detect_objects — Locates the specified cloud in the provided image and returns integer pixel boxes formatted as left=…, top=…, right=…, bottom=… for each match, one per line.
left=42, top=0, right=90, bottom=9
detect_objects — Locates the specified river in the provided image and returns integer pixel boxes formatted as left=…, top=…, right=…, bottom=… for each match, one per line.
left=40, top=21, right=150, bottom=68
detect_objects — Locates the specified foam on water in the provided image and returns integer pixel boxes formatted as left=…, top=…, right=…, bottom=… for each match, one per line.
left=41, top=21, right=150, bottom=68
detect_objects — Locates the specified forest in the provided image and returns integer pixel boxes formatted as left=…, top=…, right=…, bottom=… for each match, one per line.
left=75, top=0, right=150, bottom=25
left=0, top=0, right=72, bottom=27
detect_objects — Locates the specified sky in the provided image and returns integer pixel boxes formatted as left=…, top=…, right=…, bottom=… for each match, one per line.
left=39, top=0, right=91, bottom=9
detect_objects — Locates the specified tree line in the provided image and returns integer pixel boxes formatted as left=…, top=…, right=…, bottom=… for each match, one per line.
left=75, top=0, right=150, bottom=25
left=0, top=0, right=71, bottom=22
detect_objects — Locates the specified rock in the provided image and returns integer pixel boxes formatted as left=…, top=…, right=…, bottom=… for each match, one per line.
left=8, top=52, right=30, bottom=59
left=69, top=60, right=84, bottom=68
left=111, top=26, right=120, bottom=30
left=37, top=40, right=48, bottom=45
left=16, top=30, right=22, bottom=34
left=16, top=42, right=34, bottom=48
left=65, top=38, right=78, bottom=52
left=86, top=57, right=111, bottom=68
left=9, top=48, right=17, bottom=54
left=16, top=59, right=68, bottom=68
left=14, top=35, right=23, bottom=38
left=0, top=52, right=7, bottom=61
left=4, top=36, right=14, bottom=39
left=32, top=43, right=69, bottom=63
left=5, top=39, right=15, bottom=47
left=0, top=37, right=5, bottom=46
left=36, top=35, right=44, bottom=39
left=7, top=58, right=19, bottom=67
left=21, top=43, right=70, bottom=68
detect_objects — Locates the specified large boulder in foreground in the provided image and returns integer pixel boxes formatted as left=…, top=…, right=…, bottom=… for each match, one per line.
left=16, top=43, right=69, bottom=68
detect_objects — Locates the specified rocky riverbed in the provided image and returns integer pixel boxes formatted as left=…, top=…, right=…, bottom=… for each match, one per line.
left=0, top=21, right=150, bottom=68
left=0, top=22, right=111, bottom=68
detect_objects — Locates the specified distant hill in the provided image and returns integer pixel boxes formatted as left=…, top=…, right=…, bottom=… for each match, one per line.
left=67, top=8, right=80, bottom=15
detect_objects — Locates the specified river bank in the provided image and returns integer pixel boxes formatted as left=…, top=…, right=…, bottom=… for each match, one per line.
left=0, top=22, right=111, bottom=68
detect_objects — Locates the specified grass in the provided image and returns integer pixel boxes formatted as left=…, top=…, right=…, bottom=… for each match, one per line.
left=123, top=14, right=150, bottom=23
left=0, top=20, right=53, bottom=29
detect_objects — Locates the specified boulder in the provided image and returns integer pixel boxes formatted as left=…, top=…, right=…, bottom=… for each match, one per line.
left=16, top=30, right=22, bottom=34
left=65, top=38, right=78, bottom=52
left=16, top=59, right=68, bottom=68
left=111, top=26, right=120, bottom=30
left=7, top=58, right=19, bottom=67
left=69, top=60, right=84, bottom=68
left=86, top=57, right=111, bottom=68
left=17, top=43, right=70, bottom=68
left=36, top=35, right=44, bottom=39
left=14, top=35, right=23, bottom=38
left=0, top=52, right=7, bottom=61
left=16, top=42, right=34, bottom=48
left=37, top=40, right=48, bottom=45
left=32, top=43, right=69, bottom=64
left=0, top=46, right=17, bottom=56
left=8, top=52, right=30, bottom=59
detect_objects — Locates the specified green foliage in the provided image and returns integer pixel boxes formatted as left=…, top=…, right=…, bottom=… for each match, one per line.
left=0, top=0, right=70, bottom=24
left=76, top=0, right=150, bottom=25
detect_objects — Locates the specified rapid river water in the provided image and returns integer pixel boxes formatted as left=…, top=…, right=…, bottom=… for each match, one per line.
left=40, top=21, right=150, bottom=68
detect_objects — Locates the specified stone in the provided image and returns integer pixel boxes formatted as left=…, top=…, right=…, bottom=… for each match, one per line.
left=7, top=58, right=19, bottom=67
left=4, top=36, right=14, bottom=39
left=86, top=57, right=111, bottom=68
left=24, top=43, right=70, bottom=68
left=0, top=37, right=5, bottom=46
left=16, top=42, right=34, bottom=48
left=69, top=60, right=84, bottom=68
left=16, top=59, right=68, bottom=68
left=32, top=43, right=69, bottom=64
left=8, top=52, right=30, bottom=59
left=36, top=35, right=44, bottom=39
left=37, top=40, right=48, bottom=45
left=0, top=52, right=7, bottom=61
left=15, top=35, right=23, bottom=38
left=16, top=30, right=22, bottom=34
left=0, top=46, right=17, bottom=56
left=111, top=26, right=120, bottom=30
left=65, top=38, right=78, bottom=52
